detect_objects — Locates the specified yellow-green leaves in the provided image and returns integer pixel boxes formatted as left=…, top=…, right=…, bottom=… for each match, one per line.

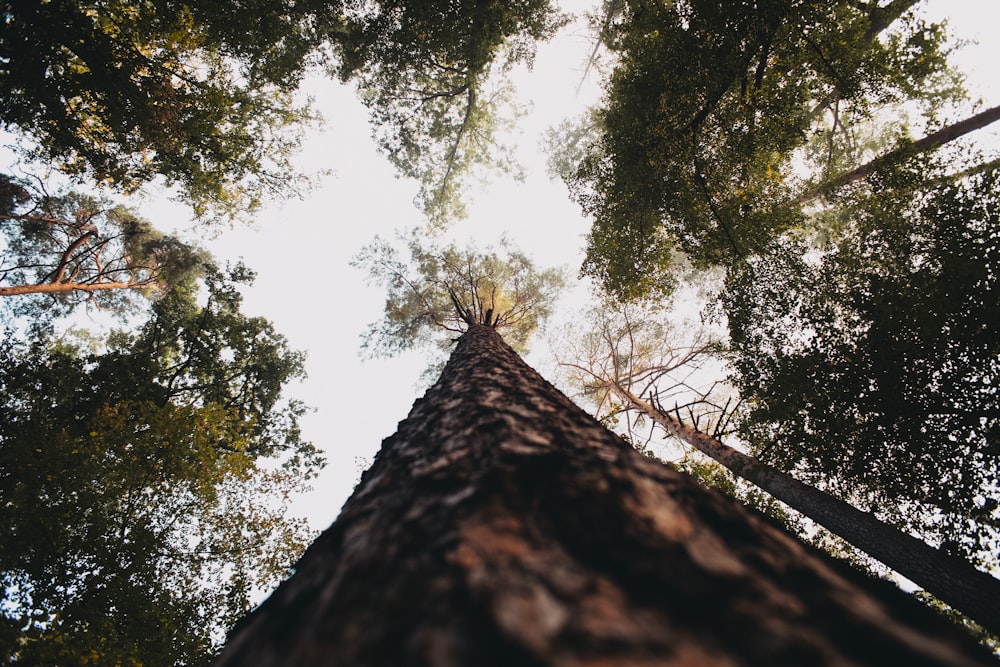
left=0, top=267, right=320, bottom=665
left=354, top=233, right=565, bottom=361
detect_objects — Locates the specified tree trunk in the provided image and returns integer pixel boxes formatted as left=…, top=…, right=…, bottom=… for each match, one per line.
left=212, top=324, right=993, bottom=666
left=799, top=104, right=1000, bottom=204
left=0, top=281, right=143, bottom=297
left=608, top=382, right=1000, bottom=636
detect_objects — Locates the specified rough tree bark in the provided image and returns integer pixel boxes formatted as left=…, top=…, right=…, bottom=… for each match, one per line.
left=606, top=382, right=1000, bottom=636
left=213, top=324, right=993, bottom=666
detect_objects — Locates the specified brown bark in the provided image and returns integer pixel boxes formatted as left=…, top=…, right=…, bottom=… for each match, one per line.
left=610, top=382, right=1000, bottom=636
left=213, top=325, right=994, bottom=666
left=799, top=104, right=1000, bottom=204
left=0, top=280, right=148, bottom=297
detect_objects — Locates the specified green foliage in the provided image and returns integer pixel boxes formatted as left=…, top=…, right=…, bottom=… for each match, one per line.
left=0, top=0, right=568, bottom=225
left=559, top=0, right=956, bottom=298
left=354, top=233, right=565, bottom=360
left=0, top=0, right=336, bottom=220
left=723, top=162, right=1000, bottom=568
left=0, top=173, right=209, bottom=319
left=99, top=265, right=321, bottom=468
left=0, top=268, right=322, bottom=665
left=332, top=0, right=565, bottom=226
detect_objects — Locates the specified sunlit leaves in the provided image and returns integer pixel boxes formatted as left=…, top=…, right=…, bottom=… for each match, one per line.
left=353, top=233, right=565, bottom=360
left=97, top=265, right=320, bottom=468
left=0, top=0, right=333, bottom=221
left=1, top=395, right=313, bottom=666
left=0, top=268, right=321, bottom=665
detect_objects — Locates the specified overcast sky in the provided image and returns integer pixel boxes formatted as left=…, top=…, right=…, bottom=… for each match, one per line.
left=122, top=0, right=1000, bottom=533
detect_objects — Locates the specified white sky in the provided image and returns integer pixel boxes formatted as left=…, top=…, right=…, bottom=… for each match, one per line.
left=161, top=0, right=1000, bottom=533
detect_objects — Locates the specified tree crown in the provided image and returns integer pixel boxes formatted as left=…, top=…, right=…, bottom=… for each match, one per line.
left=354, top=234, right=565, bottom=360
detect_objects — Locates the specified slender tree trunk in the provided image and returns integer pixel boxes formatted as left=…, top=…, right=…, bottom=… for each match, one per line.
left=799, top=104, right=1000, bottom=204
left=609, top=382, right=1000, bottom=636
left=0, top=281, right=145, bottom=297
left=213, top=325, right=993, bottom=666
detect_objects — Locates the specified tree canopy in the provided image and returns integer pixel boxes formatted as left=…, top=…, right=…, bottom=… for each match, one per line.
left=541, top=2, right=1000, bottom=635
left=723, top=160, right=1000, bottom=570
left=332, top=0, right=565, bottom=226
left=5, top=0, right=1000, bottom=655
left=556, top=0, right=957, bottom=298
left=0, top=268, right=322, bottom=665
left=0, top=0, right=341, bottom=220
left=0, top=172, right=207, bottom=320
left=354, top=234, right=565, bottom=361
left=0, top=0, right=571, bottom=225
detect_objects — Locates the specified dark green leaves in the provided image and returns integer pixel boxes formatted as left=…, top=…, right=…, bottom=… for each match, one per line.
left=0, top=0, right=332, bottom=221
left=0, top=268, right=322, bottom=665
left=561, top=0, right=954, bottom=297
left=724, top=165, right=1000, bottom=566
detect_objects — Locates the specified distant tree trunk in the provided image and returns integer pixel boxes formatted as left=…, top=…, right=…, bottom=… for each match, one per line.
left=213, top=324, right=992, bottom=666
left=799, top=104, right=1000, bottom=204
left=607, top=382, right=1000, bottom=636
left=0, top=281, right=145, bottom=297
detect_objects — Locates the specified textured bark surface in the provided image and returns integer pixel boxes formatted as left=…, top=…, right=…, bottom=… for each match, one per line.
left=213, top=324, right=993, bottom=666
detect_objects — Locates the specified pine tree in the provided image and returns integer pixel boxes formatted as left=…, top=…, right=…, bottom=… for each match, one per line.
left=213, top=324, right=992, bottom=666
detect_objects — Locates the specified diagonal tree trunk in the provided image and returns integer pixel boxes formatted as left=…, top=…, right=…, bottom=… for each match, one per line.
left=0, top=280, right=150, bottom=297
left=606, top=381, right=1000, bottom=636
left=798, top=104, right=1000, bottom=204
left=213, top=324, right=993, bottom=666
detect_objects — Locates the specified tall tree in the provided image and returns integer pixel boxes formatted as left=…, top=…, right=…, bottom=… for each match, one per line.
left=0, top=269, right=323, bottom=666
left=211, top=322, right=994, bottom=666
left=557, top=0, right=956, bottom=297
left=332, top=0, right=564, bottom=226
left=0, top=0, right=338, bottom=219
left=723, top=162, right=1000, bottom=573
left=559, top=300, right=1000, bottom=635
left=0, top=173, right=206, bottom=316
